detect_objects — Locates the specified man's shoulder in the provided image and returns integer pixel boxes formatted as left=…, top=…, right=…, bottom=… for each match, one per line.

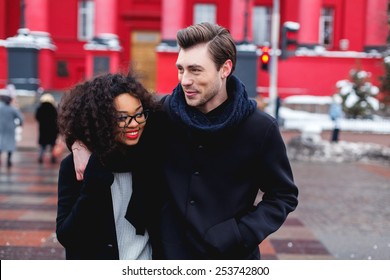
left=237, top=109, right=279, bottom=138
left=247, top=108, right=276, bottom=125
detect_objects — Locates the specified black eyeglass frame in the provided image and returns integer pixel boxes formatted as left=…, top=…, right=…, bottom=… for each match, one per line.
left=116, top=109, right=149, bottom=128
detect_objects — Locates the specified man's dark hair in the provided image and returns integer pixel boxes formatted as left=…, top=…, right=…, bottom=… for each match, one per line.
left=176, top=22, right=237, bottom=76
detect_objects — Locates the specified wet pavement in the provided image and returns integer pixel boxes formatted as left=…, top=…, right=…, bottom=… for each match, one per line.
left=0, top=112, right=389, bottom=260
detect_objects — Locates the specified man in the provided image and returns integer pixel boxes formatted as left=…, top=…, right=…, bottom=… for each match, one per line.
left=72, top=22, right=298, bottom=259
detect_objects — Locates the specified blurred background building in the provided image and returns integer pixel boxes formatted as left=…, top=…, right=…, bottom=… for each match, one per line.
left=0, top=0, right=387, bottom=101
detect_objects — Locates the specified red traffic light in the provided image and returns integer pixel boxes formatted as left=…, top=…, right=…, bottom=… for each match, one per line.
left=261, top=54, right=269, bottom=64
left=260, top=46, right=270, bottom=63
left=260, top=46, right=270, bottom=71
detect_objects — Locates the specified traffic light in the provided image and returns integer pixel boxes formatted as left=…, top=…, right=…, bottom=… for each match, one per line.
left=281, top=21, right=300, bottom=60
left=260, top=46, right=270, bottom=71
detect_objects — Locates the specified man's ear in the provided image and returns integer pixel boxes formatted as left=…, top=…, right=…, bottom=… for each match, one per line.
left=221, top=59, right=233, bottom=79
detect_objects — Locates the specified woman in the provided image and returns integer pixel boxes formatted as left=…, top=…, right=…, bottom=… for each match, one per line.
left=35, top=93, right=59, bottom=164
left=56, top=72, right=161, bottom=260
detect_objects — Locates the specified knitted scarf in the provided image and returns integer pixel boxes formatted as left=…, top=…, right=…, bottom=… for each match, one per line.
left=167, top=75, right=257, bottom=133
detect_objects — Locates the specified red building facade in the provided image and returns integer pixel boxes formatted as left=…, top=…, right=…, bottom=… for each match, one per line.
left=0, top=0, right=388, bottom=99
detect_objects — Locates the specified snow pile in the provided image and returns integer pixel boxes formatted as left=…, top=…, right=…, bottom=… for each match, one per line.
left=279, top=105, right=390, bottom=134
left=287, top=136, right=390, bottom=163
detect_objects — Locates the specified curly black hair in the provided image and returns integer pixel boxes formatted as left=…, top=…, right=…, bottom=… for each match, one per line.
left=58, top=72, right=157, bottom=159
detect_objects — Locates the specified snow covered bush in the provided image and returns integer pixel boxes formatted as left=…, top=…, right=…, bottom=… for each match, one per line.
left=335, top=69, right=379, bottom=119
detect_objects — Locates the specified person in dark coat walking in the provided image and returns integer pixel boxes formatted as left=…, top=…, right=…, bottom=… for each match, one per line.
left=35, top=93, right=59, bottom=164
left=72, top=23, right=298, bottom=260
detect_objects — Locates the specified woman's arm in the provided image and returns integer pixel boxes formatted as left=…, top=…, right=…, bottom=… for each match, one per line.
left=56, top=154, right=114, bottom=247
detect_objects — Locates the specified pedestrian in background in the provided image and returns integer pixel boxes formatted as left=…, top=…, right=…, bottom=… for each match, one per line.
left=329, top=94, right=343, bottom=143
left=0, top=92, right=24, bottom=168
left=35, top=93, right=59, bottom=164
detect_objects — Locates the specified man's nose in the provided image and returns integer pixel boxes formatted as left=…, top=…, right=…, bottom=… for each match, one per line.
left=180, top=72, right=193, bottom=86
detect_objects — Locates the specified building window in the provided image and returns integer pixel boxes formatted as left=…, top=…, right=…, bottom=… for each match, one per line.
left=252, top=6, right=272, bottom=46
left=78, top=0, right=95, bottom=41
left=93, top=56, right=110, bottom=76
left=57, top=61, right=69, bottom=77
left=319, top=7, right=334, bottom=47
left=193, top=4, right=216, bottom=24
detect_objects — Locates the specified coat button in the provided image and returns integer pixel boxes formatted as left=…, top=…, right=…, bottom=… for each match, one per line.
left=194, top=171, right=200, bottom=175
left=107, top=244, right=113, bottom=248
left=198, top=145, right=203, bottom=149
left=190, top=200, right=195, bottom=205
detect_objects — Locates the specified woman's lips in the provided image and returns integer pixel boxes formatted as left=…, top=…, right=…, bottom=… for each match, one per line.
left=125, top=130, right=139, bottom=139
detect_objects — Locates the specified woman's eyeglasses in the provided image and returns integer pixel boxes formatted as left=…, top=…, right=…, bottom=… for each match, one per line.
left=116, top=110, right=149, bottom=128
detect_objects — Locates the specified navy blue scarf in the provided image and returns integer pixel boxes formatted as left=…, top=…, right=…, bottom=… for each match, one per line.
left=167, top=75, right=256, bottom=133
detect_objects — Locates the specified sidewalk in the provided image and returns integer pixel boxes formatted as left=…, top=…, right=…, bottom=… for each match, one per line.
left=0, top=149, right=334, bottom=260
left=0, top=111, right=389, bottom=259
left=0, top=150, right=64, bottom=259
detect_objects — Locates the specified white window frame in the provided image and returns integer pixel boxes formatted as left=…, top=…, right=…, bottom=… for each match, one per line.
left=319, top=7, right=334, bottom=47
left=78, top=0, right=95, bottom=41
left=193, top=3, right=216, bottom=24
left=252, top=6, right=272, bottom=46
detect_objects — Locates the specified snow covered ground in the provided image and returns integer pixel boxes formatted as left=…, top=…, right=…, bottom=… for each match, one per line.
left=263, top=95, right=390, bottom=163
left=280, top=107, right=390, bottom=134
left=268, top=95, right=390, bottom=134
